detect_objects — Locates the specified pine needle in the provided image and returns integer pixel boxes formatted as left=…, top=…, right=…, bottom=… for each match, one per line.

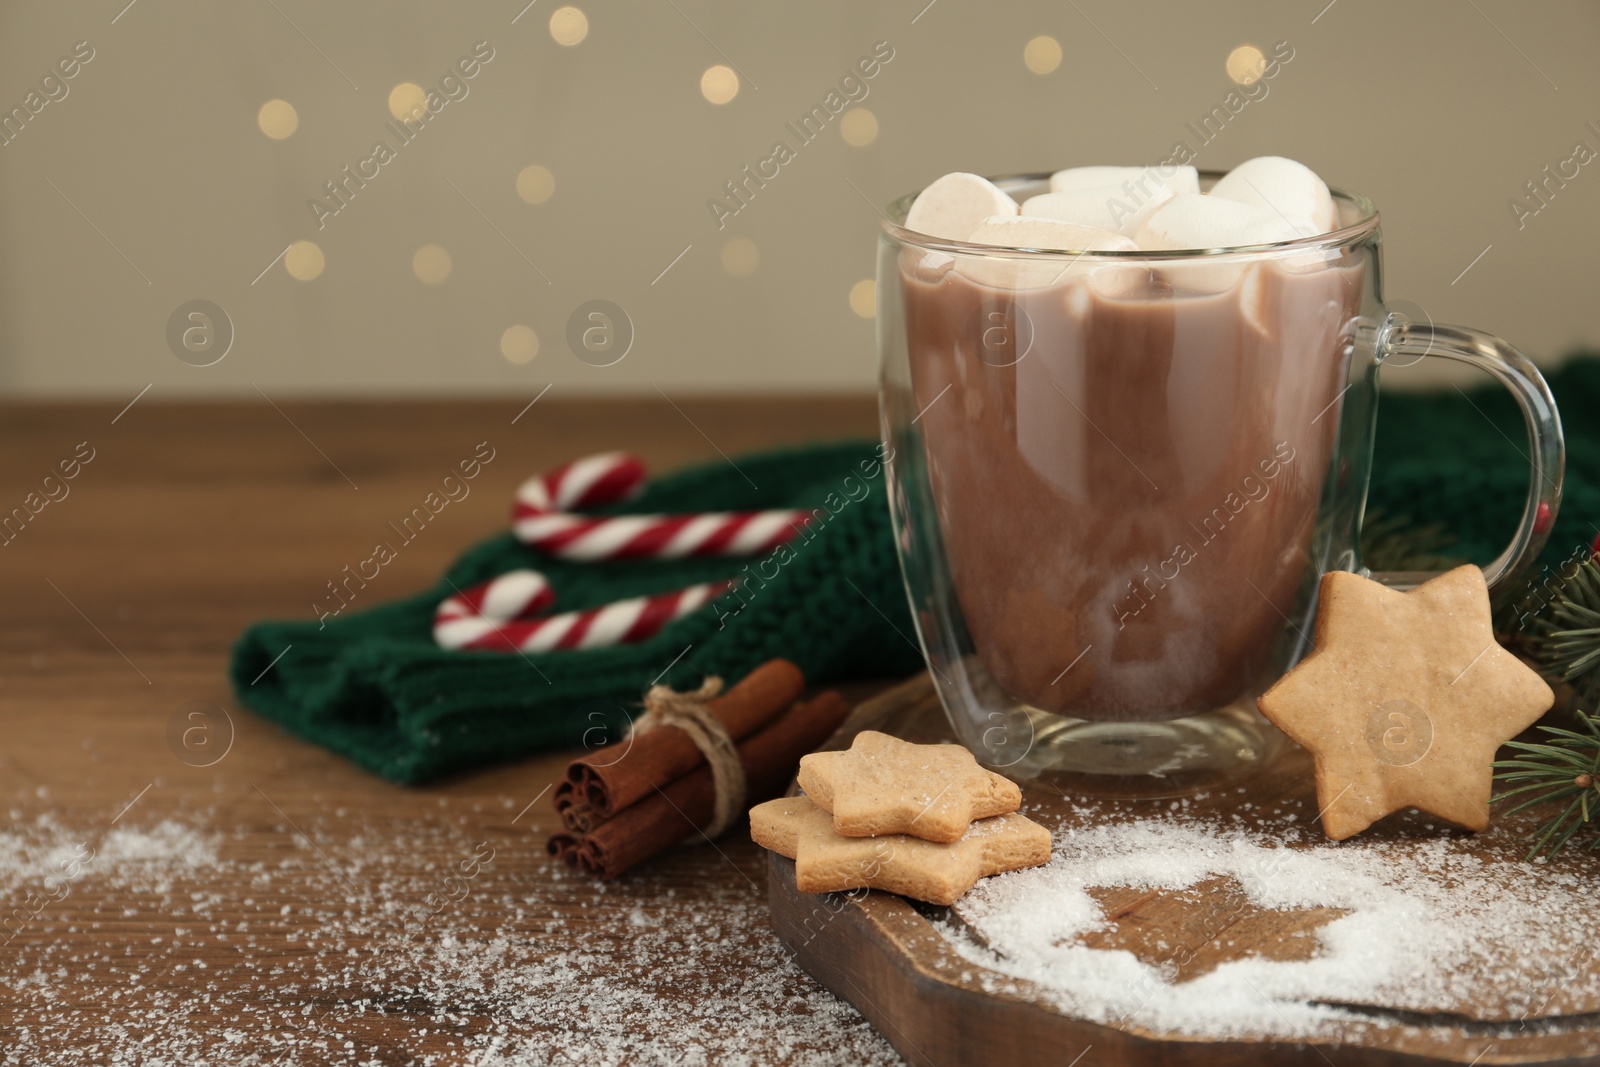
left=1358, top=509, right=1465, bottom=573
left=1527, top=556, right=1600, bottom=711
left=1493, top=709, right=1600, bottom=859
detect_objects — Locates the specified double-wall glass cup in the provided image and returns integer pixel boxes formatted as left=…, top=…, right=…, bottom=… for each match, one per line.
left=878, top=172, right=1564, bottom=794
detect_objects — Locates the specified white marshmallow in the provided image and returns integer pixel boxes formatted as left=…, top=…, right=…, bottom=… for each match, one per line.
left=1209, top=156, right=1338, bottom=233
left=1132, top=193, right=1316, bottom=251
left=904, top=172, right=1018, bottom=242
left=1022, top=182, right=1175, bottom=236
left=1133, top=194, right=1317, bottom=291
left=1239, top=264, right=1273, bottom=339
left=901, top=247, right=955, bottom=284
left=961, top=215, right=1137, bottom=289
left=968, top=215, right=1138, bottom=253
left=1049, top=164, right=1200, bottom=198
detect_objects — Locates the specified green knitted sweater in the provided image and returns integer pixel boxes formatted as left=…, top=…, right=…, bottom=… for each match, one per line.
left=231, top=356, right=1600, bottom=783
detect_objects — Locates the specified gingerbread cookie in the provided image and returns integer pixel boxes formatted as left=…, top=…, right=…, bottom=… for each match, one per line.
left=1258, top=565, right=1553, bottom=840
left=750, top=795, right=1050, bottom=905
left=797, top=730, right=1022, bottom=843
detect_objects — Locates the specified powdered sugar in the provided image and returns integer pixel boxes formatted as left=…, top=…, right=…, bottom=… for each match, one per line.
left=0, top=815, right=218, bottom=884
left=10, top=796, right=1593, bottom=1059
left=937, top=815, right=1600, bottom=1040
left=0, top=808, right=897, bottom=1066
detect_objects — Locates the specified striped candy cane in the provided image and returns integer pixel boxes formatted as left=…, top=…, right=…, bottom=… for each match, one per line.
left=512, top=451, right=812, bottom=561
left=438, top=568, right=556, bottom=622
left=434, top=569, right=555, bottom=648
left=435, top=452, right=811, bottom=654
left=434, top=570, right=732, bottom=653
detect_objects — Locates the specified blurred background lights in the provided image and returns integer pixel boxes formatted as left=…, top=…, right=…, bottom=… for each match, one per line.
left=284, top=241, right=324, bottom=281
left=1023, top=35, right=1062, bottom=75
left=256, top=99, right=297, bottom=140
left=549, top=6, right=589, bottom=47
left=1226, top=44, right=1267, bottom=85
left=720, top=237, right=759, bottom=277
left=500, top=325, right=540, bottom=363
left=849, top=279, right=876, bottom=319
left=700, top=65, right=739, bottom=105
left=387, top=82, right=428, bottom=121
left=516, top=164, right=556, bottom=204
left=412, top=244, right=452, bottom=284
left=839, top=108, right=878, bottom=147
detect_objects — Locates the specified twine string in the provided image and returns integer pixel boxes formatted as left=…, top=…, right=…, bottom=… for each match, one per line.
left=629, top=675, right=745, bottom=838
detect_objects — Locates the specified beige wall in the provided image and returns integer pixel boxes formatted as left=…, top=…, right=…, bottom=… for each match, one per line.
left=0, top=0, right=1596, bottom=397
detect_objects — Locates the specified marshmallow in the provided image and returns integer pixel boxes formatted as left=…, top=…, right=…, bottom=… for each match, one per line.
left=1132, top=193, right=1315, bottom=251
left=904, top=172, right=1018, bottom=242
left=1243, top=258, right=1354, bottom=344
left=1049, top=164, right=1200, bottom=198
left=1022, top=182, right=1175, bottom=236
left=1133, top=194, right=1317, bottom=292
left=961, top=215, right=1137, bottom=289
left=1239, top=264, right=1273, bottom=339
left=1209, top=156, right=1338, bottom=234
left=968, top=215, right=1138, bottom=253
left=901, top=246, right=955, bottom=284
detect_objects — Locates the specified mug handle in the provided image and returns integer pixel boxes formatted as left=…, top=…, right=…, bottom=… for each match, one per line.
left=1368, top=313, right=1565, bottom=596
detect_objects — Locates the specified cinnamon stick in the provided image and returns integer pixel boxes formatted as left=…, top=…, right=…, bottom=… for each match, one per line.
left=558, top=659, right=803, bottom=820
left=547, top=833, right=580, bottom=866
left=552, top=781, right=602, bottom=833
left=548, top=690, right=852, bottom=879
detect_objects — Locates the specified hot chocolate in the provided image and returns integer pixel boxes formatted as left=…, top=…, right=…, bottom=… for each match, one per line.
left=902, top=255, right=1362, bottom=722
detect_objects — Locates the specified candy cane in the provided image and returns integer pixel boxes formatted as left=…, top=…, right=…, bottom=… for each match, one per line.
left=436, top=569, right=555, bottom=626
left=512, top=451, right=812, bottom=561
left=437, top=452, right=809, bottom=655
left=434, top=570, right=731, bottom=653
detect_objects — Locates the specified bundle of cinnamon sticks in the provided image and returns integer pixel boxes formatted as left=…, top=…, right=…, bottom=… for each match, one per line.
left=547, top=659, right=851, bottom=878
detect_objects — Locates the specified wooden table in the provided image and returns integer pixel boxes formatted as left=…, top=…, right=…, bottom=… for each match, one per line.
left=0, top=396, right=906, bottom=1066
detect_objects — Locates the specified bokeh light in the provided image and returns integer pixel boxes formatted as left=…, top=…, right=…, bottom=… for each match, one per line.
left=849, top=279, right=876, bottom=318
left=1024, top=35, right=1062, bottom=75
left=387, top=82, right=428, bottom=121
left=700, top=65, right=740, bottom=105
left=840, top=108, right=878, bottom=147
left=257, top=99, right=298, bottom=140
left=549, top=6, right=589, bottom=46
left=1227, top=44, right=1267, bottom=85
left=516, top=164, right=556, bottom=204
left=284, top=241, right=324, bottom=281
left=500, top=325, right=540, bottom=363
left=412, top=245, right=452, bottom=284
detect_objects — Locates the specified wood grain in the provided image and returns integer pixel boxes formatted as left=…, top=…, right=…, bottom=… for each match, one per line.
left=770, top=674, right=1600, bottom=1067
left=0, top=396, right=911, bottom=1066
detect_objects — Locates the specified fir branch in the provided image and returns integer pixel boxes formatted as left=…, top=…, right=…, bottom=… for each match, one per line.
left=1526, top=555, right=1600, bottom=712
left=1358, top=510, right=1465, bottom=574
left=1493, top=709, right=1600, bottom=859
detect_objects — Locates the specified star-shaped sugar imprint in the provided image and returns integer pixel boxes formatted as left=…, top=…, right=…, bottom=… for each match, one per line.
left=797, top=730, right=1023, bottom=843
left=750, top=795, right=1051, bottom=906
left=1258, top=565, right=1553, bottom=841
left=1078, top=877, right=1347, bottom=981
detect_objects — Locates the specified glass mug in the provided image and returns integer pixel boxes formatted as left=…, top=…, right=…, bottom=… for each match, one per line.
left=877, top=171, right=1564, bottom=794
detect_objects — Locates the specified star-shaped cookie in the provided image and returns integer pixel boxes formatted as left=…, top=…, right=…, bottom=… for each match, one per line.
left=1258, top=565, right=1553, bottom=840
left=797, top=730, right=1023, bottom=843
left=750, top=795, right=1051, bottom=905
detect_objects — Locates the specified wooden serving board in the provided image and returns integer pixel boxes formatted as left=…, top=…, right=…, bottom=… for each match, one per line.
left=767, top=673, right=1600, bottom=1067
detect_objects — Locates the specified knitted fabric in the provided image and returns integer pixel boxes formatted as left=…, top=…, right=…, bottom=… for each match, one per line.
left=232, top=442, right=919, bottom=783
left=232, top=355, right=1600, bottom=784
left=1366, top=354, right=1600, bottom=571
